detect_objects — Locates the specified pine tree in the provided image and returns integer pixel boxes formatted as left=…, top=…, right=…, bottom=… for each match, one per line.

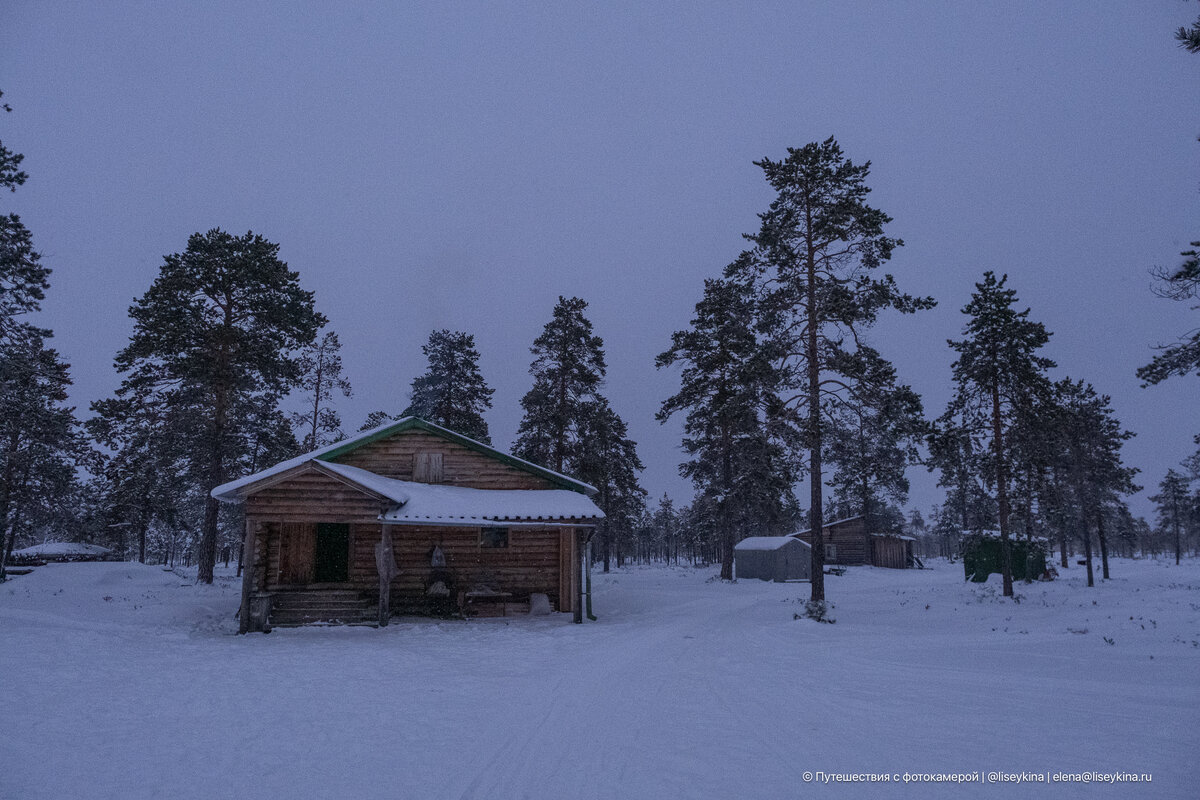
left=0, top=91, right=86, bottom=580
left=291, top=331, right=352, bottom=451
left=730, top=138, right=934, bottom=602
left=0, top=332, right=84, bottom=579
left=115, top=229, right=324, bottom=583
left=514, top=297, right=606, bottom=474
left=359, top=411, right=399, bottom=432
left=0, top=90, right=28, bottom=192
left=657, top=275, right=801, bottom=579
left=87, top=390, right=192, bottom=563
left=577, top=397, right=646, bottom=572
left=403, top=329, right=494, bottom=443
left=1151, top=468, right=1190, bottom=566
left=1138, top=244, right=1200, bottom=386
left=945, top=272, right=1054, bottom=596
left=1047, top=379, right=1138, bottom=585
left=824, top=347, right=926, bottom=532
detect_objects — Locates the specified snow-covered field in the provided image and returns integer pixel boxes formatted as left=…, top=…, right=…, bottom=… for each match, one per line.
left=2, top=558, right=1197, bottom=799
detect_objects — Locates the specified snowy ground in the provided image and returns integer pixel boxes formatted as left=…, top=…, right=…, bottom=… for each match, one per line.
left=2, top=558, right=1197, bottom=800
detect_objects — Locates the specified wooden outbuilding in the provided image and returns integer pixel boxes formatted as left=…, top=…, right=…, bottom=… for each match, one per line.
left=791, top=515, right=915, bottom=569
left=212, top=417, right=604, bottom=630
left=733, top=536, right=812, bottom=582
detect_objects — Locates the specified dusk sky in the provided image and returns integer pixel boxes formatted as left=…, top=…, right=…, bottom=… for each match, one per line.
left=5, top=2, right=1197, bottom=519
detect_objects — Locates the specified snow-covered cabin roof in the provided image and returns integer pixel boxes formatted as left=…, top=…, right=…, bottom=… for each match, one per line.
left=13, top=542, right=111, bottom=557
left=211, top=416, right=597, bottom=500
left=215, top=457, right=604, bottom=526
left=790, top=514, right=864, bottom=537
left=734, top=536, right=811, bottom=551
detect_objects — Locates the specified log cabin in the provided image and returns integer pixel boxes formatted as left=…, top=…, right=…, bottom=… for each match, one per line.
left=211, top=417, right=604, bottom=631
left=790, top=515, right=915, bottom=569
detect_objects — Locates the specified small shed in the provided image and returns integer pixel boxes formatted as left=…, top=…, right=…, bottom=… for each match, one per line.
left=734, top=536, right=812, bottom=582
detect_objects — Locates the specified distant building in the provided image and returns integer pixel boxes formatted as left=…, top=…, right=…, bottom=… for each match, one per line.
left=791, top=515, right=914, bottom=569
left=733, top=536, right=812, bottom=582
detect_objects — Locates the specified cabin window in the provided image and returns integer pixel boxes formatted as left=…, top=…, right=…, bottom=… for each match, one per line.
left=825, top=543, right=837, bottom=561
left=480, top=527, right=509, bottom=549
left=413, top=451, right=444, bottom=483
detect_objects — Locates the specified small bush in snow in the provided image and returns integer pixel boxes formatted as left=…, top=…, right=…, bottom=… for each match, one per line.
left=795, top=601, right=836, bottom=624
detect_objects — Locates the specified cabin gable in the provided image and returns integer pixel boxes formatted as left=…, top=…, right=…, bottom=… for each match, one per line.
left=329, top=428, right=560, bottom=491
left=244, top=464, right=390, bottom=523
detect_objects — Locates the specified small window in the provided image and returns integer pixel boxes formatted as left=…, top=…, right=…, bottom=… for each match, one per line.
left=480, top=527, right=509, bottom=549
left=413, top=451, right=444, bottom=483
left=825, top=544, right=838, bottom=561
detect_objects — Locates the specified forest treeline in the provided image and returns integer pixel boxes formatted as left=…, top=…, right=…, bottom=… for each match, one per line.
left=2, top=92, right=1198, bottom=600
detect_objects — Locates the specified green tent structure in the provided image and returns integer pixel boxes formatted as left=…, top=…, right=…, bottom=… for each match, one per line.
left=962, top=533, right=1049, bottom=583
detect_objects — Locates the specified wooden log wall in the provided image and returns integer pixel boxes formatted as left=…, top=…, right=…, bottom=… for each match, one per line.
left=251, top=520, right=575, bottom=612
left=245, top=467, right=388, bottom=524
left=351, top=525, right=571, bottom=612
left=331, top=430, right=560, bottom=490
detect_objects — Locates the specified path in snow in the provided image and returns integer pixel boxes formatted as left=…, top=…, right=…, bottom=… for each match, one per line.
left=2, top=559, right=1197, bottom=799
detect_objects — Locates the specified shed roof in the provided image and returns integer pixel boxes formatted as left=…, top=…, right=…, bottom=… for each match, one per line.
left=734, top=536, right=811, bottom=551
left=211, top=416, right=597, bottom=501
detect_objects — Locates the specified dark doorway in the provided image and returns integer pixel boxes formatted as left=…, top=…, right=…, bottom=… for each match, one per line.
left=314, top=523, right=350, bottom=582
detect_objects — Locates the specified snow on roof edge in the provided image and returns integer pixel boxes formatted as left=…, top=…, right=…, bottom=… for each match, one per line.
left=734, top=536, right=811, bottom=551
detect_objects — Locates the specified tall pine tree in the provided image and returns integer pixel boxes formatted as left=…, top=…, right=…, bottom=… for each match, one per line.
left=730, top=138, right=933, bottom=602
left=0, top=90, right=86, bottom=580
left=115, top=229, right=324, bottom=583
left=403, top=329, right=494, bottom=443
left=945, top=272, right=1054, bottom=596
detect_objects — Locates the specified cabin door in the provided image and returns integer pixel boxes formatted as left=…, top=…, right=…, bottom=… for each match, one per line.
left=314, top=523, right=350, bottom=583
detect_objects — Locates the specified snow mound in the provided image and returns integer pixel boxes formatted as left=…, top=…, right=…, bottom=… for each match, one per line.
left=13, top=541, right=112, bottom=557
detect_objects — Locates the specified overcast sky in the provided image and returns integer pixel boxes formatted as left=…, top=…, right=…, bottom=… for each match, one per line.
left=5, top=2, right=1198, bottom=520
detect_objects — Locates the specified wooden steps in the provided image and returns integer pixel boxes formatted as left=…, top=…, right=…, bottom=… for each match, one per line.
left=269, top=589, right=373, bottom=625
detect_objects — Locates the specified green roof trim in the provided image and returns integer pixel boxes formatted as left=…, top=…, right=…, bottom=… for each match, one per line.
left=315, top=417, right=597, bottom=496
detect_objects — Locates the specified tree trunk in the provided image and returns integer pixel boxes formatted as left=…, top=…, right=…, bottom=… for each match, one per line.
left=1097, top=510, right=1110, bottom=580
left=1081, top=515, right=1094, bottom=588
left=990, top=379, right=1013, bottom=597
left=806, top=244, right=825, bottom=604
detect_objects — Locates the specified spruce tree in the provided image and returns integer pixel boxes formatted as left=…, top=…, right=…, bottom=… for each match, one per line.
left=730, top=138, right=934, bottom=602
left=514, top=297, right=606, bottom=473
left=115, top=229, right=324, bottom=583
left=945, top=272, right=1054, bottom=596
left=291, top=330, right=352, bottom=451
left=403, top=329, right=494, bottom=443
left=657, top=275, right=801, bottom=580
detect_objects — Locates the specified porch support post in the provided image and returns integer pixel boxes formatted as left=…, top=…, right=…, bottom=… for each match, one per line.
left=574, top=528, right=584, bottom=624
left=238, top=519, right=256, bottom=634
left=376, top=523, right=398, bottom=627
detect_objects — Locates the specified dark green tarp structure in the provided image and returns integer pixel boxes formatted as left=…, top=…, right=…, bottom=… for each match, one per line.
left=962, top=535, right=1048, bottom=582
